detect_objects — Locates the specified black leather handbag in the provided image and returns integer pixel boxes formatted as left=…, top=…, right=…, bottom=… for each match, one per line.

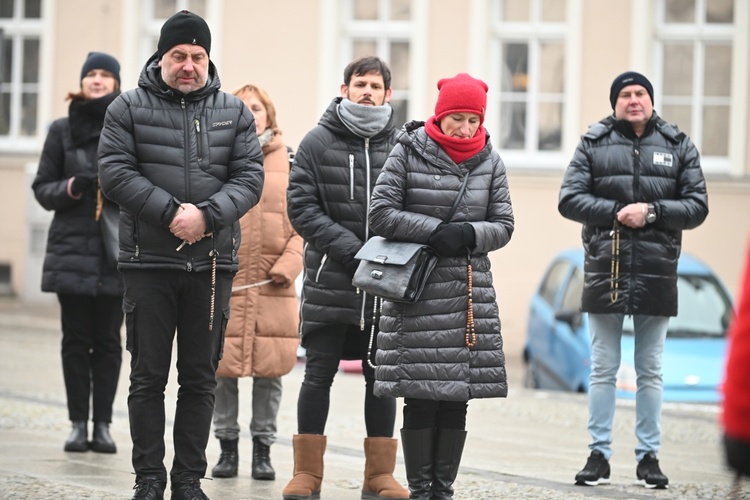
left=352, top=170, right=471, bottom=303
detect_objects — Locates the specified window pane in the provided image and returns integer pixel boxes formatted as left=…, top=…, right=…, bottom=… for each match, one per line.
left=500, top=101, right=526, bottom=149
left=389, top=42, right=409, bottom=90
left=353, top=40, right=377, bottom=59
left=704, top=44, right=731, bottom=97
left=541, top=0, right=566, bottom=22
left=154, top=0, right=178, bottom=18
left=662, top=104, right=692, bottom=137
left=354, top=0, right=378, bottom=20
left=188, top=0, right=206, bottom=18
left=538, top=102, right=562, bottom=150
left=0, top=92, right=9, bottom=134
left=664, top=0, right=695, bottom=23
left=706, top=0, right=732, bottom=23
left=502, top=0, right=529, bottom=22
left=539, top=42, right=564, bottom=93
left=390, top=0, right=411, bottom=20
left=702, top=105, right=729, bottom=156
left=390, top=99, right=407, bottom=130
left=24, top=0, right=41, bottom=18
left=502, top=43, right=528, bottom=92
left=1, top=38, right=11, bottom=83
left=21, top=91, right=36, bottom=136
left=663, top=43, right=693, bottom=96
left=22, top=38, right=39, bottom=83
left=0, top=0, right=13, bottom=18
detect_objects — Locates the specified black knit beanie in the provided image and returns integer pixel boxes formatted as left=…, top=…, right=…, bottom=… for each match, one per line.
left=157, top=10, right=211, bottom=57
left=80, top=52, right=120, bottom=86
left=609, top=71, right=654, bottom=109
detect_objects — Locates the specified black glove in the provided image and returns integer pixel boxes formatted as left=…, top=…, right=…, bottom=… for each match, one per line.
left=428, top=223, right=475, bottom=257
left=71, top=172, right=98, bottom=195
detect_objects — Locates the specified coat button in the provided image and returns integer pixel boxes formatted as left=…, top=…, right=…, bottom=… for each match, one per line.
left=434, top=208, right=442, bottom=215
left=434, top=175, right=441, bottom=180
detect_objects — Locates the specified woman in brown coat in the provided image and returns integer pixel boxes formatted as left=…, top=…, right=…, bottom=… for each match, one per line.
left=211, top=84, right=303, bottom=481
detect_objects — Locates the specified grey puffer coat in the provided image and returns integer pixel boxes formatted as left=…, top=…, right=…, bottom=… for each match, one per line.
left=287, top=97, right=398, bottom=340
left=368, top=121, right=514, bottom=401
left=558, top=113, right=708, bottom=316
left=98, top=53, right=264, bottom=273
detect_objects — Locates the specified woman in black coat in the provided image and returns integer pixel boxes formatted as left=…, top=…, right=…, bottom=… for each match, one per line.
left=31, top=52, right=123, bottom=454
left=368, top=73, right=514, bottom=499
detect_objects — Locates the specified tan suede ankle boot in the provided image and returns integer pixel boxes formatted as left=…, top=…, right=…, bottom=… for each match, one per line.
left=361, top=437, right=409, bottom=499
left=282, top=434, right=326, bottom=500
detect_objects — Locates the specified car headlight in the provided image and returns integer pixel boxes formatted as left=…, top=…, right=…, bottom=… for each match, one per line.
left=616, top=363, right=637, bottom=393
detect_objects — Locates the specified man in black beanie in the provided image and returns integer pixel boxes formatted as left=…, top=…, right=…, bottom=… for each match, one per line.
left=98, top=10, right=264, bottom=500
left=559, top=71, right=708, bottom=490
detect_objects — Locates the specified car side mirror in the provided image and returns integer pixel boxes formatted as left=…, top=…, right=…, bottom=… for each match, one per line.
left=555, top=310, right=582, bottom=331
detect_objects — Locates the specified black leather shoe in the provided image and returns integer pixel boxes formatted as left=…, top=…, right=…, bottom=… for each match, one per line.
left=171, top=474, right=209, bottom=500
left=64, top=421, right=89, bottom=452
left=251, top=436, right=275, bottom=480
left=91, top=421, right=117, bottom=453
left=211, top=438, right=238, bottom=478
left=132, top=476, right=166, bottom=500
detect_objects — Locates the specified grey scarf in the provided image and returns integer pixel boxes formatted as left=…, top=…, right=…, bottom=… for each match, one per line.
left=337, top=98, right=392, bottom=138
left=258, top=128, right=274, bottom=147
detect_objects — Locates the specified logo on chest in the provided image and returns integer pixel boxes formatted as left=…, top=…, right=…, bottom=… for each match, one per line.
left=653, top=152, right=673, bottom=167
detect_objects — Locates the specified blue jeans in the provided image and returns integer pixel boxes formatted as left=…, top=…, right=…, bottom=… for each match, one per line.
left=587, top=313, right=668, bottom=462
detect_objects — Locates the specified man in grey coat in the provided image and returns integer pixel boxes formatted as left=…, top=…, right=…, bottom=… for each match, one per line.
left=98, top=10, right=264, bottom=500
left=559, top=71, right=708, bottom=490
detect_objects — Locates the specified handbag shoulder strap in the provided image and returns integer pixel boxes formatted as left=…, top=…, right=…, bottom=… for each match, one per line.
left=444, top=169, right=472, bottom=222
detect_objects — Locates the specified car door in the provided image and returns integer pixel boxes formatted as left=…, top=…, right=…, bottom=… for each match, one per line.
left=551, top=265, right=590, bottom=392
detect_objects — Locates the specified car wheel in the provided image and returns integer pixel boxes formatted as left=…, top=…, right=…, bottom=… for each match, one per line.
left=523, top=360, right=539, bottom=389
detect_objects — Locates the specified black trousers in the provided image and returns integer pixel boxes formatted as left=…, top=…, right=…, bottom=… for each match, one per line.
left=297, top=323, right=396, bottom=437
left=122, top=269, right=232, bottom=482
left=402, top=398, right=468, bottom=431
left=57, top=293, right=123, bottom=423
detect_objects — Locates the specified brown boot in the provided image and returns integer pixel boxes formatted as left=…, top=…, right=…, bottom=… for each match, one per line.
left=361, top=437, right=409, bottom=499
left=282, top=434, right=326, bottom=500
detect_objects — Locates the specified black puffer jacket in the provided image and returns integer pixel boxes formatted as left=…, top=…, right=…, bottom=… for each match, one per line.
left=369, top=122, right=514, bottom=401
left=559, top=113, right=708, bottom=316
left=98, top=53, right=264, bottom=273
left=287, top=98, right=398, bottom=339
left=32, top=93, right=123, bottom=297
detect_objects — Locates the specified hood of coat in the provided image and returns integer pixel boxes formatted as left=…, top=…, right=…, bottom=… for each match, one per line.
left=137, top=51, right=221, bottom=102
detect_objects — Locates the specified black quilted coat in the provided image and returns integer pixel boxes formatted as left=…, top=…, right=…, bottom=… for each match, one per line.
left=558, top=113, right=708, bottom=316
left=369, top=121, right=515, bottom=401
left=98, top=53, right=264, bottom=273
left=287, top=97, right=398, bottom=340
left=32, top=92, right=124, bottom=297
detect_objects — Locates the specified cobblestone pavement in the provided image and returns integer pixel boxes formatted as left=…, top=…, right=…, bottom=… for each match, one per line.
left=0, top=297, right=748, bottom=499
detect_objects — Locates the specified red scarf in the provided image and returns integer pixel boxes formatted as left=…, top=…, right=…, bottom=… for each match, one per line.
left=425, top=116, right=486, bottom=164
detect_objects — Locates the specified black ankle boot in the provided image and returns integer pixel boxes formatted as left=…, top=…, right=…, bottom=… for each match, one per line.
left=132, top=475, right=166, bottom=500
left=170, top=474, right=209, bottom=500
left=211, top=438, right=238, bottom=478
left=64, top=421, right=89, bottom=452
left=251, top=436, right=275, bottom=480
left=91, top=421, right=117, bottom=453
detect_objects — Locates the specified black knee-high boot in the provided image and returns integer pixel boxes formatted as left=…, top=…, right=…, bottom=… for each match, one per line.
left=431, top=428, right=467, bottom=499
left=400, top=428, right=434, bottom=499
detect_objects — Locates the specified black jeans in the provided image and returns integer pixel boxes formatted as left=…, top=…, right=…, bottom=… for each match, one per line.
left=297, top=323, right=396, bottom=437
left=57, top=293, right=123, bottom=423
left=122, top=269, right=232, bottom=482
left=402, top=398, right=468, bottom=431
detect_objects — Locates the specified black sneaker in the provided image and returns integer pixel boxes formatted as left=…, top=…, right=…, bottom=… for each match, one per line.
left=574, top=450, right=611, bottom=486
left=171, top=474, right=210, bottom=500
left=131, top=476, right=166, bottom=500
left=637, top=452, right=669, bottom=489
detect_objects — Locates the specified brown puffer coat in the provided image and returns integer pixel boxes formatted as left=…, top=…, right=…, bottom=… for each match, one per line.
left=216, top=133, right=303, bottom=378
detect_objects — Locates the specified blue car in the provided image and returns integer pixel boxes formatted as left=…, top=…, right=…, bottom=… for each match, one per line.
left=523, top=248, right=734, bottom=403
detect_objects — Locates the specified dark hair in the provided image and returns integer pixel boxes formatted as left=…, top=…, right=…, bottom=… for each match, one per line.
left=343, top=56, right=392, bottom=90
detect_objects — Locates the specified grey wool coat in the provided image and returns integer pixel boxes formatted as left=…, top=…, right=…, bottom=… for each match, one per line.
left=368, top=121, right=515, bottom=401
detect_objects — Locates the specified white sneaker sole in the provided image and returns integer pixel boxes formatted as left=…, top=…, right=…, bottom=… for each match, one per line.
left=637, top=479, right=669, bottom=489
left=575, top=477, right=611, bottom=486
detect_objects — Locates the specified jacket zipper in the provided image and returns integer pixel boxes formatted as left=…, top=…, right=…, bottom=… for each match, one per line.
left=629, top=141, right=641, bottom=313
left=182, top=98, right=193, bottom=271
left=315, top=254, right=327, bottom=282
left=195, top=119, right=202, bottom=160
left=349, top=154, right=355, bottom=200
left=359, top=138, right=372, bottom=330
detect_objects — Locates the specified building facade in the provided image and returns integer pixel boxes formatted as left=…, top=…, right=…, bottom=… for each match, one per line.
left=1, top=0, right=749, bottom=355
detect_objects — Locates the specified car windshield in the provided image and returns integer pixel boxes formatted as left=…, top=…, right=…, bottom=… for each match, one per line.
left=623, top=274, right=732, bottom=338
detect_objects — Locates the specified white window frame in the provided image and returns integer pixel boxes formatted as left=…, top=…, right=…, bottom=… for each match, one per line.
left=0, top=0, right=46, bottom=152
left=487, top=0, right=581, bottom=170
left=652, top=0, right=747, bottom=176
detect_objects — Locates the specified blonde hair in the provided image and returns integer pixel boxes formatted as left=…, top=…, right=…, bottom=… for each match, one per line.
left=232, top=83, right=281, bottom=134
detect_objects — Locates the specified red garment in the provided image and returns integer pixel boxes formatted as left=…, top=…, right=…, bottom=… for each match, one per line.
left=434, top=73, right=488, bottom=125
left=723, top=241, right=750, bottom=440
left=425, top=116, right=486, bottom=165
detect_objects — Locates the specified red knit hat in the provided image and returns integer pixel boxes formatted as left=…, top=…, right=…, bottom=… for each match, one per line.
left=434, top=73, right=488, bottom=124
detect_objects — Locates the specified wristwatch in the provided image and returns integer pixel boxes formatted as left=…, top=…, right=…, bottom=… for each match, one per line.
left=645, top=203, right=657, bottom=224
